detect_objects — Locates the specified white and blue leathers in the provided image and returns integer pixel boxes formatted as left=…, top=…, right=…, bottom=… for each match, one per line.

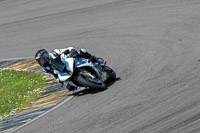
left=43, top=47, right=87, bottom=90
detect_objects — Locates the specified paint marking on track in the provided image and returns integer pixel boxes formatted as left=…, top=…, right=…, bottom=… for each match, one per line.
left=5, top=59, right=38, bottom=71
left=0, top=56, right=34, bottom=61
left=10, top=96, right=74, bottom=133
left=0, top=58, right=75, bottom=133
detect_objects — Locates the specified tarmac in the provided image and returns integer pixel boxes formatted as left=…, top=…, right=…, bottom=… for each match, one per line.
left=1, top=0, right=200, bottom=133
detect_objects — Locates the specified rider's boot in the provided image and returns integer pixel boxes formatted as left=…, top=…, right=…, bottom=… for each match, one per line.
left=66, top=83, right=77, bottom=92
left=79, top=49, right=104, bottom=64
left=91, top=56, right=104, bottom=64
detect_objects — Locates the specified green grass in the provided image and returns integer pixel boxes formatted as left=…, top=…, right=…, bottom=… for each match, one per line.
left=0, top=69, right=47, bottom=121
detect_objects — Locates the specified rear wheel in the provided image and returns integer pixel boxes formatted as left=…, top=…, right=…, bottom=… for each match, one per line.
left=77, top=73, right=107, bottom=90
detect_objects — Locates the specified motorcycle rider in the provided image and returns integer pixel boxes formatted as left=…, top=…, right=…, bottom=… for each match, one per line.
left=35, top=47, right=104, bottom=91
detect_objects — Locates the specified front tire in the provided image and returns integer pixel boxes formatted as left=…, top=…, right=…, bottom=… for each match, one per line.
left=102, top=66, right=116, bottom=81
left=77, top=74, right=107, bottom=90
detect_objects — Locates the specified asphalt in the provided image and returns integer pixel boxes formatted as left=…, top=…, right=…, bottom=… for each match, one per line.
left=1, top=0, right=200, bottom=133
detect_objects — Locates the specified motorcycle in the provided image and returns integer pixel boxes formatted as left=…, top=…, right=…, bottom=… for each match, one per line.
left=52, top=54, right=116, bottom=90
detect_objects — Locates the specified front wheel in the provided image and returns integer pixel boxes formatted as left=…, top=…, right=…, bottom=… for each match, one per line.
left=76, top=74, right=107, bottom=90
left=102, top=66, right=116, bottom=81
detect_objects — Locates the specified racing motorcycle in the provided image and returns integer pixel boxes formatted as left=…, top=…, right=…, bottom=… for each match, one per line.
left=53, top=55, right=116, bottom=90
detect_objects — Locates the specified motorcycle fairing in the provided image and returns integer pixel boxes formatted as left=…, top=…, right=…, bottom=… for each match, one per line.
left=62, top=60, right=72, bottom=73
left=57, top=57, right=102, bottom=82
left=57, top=57, right=74, bottom=82
left=75, top=58, right=93, bottom=68
left=76, top=58, right=102, bottom=79
left=57, top=71, right=71, bottom=82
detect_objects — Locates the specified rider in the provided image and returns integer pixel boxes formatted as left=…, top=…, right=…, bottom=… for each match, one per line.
left=35, top=47, right=104, bottom=91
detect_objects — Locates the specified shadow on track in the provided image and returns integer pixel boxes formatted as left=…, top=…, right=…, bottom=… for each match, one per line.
left=71, top=77, right=121, bottom=97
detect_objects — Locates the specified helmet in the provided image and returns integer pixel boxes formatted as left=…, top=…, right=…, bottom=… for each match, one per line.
left=35, top=49, right=50, bottom=67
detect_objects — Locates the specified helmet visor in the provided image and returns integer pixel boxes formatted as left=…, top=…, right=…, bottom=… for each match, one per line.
left=39, top=58, right=46, bottom=66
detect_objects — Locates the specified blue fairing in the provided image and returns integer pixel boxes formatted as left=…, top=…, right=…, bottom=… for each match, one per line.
left=62, top=60, right=72, bottom=72
left=76, top=59, right=86, bottom=67
left=58, top=72, right=70, bottom=76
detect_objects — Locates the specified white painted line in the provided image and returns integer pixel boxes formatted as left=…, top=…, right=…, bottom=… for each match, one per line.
left=0, top=56, right=34, bottom=61
left=10, top=95, right=74, bottom=133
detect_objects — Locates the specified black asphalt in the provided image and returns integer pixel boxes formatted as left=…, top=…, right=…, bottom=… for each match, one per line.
left=1, top=0, right=200, bottom=133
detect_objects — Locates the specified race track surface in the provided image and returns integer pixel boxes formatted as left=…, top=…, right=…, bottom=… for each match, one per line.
left=1, top=0, right=200, bottom=133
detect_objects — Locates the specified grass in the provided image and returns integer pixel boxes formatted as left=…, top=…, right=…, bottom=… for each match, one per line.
left=0, top=69, right=47, bottom=121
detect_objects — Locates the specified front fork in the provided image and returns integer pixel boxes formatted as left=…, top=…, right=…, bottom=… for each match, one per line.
left=92, top=64, right=108, bottom=82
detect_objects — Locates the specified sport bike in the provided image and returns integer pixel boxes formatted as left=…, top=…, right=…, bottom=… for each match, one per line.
left=53, top=55, right=116, bottom=90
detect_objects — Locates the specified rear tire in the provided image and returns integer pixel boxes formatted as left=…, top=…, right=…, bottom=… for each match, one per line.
left=77, top=74, right=107, bottom=90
